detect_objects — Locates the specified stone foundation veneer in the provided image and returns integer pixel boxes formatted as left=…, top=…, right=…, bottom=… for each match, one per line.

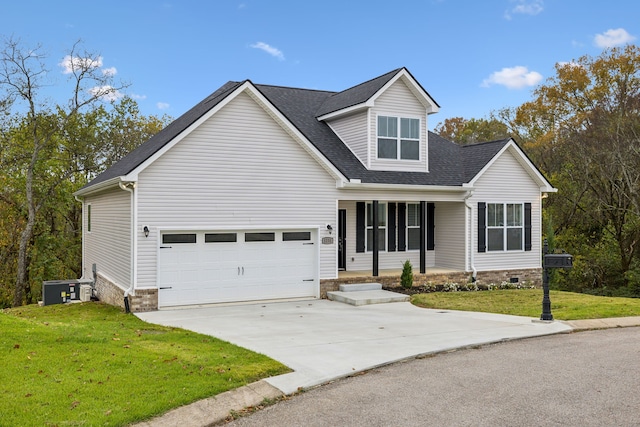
left=130, top=289, right=158, bottom=312
left=97, top=268, right=542, bottom=311
left=94, top=273, right=158, bottom=312
left=320, top=268, right=542, bottom=298
left=95, top=273, right=127, bottom=309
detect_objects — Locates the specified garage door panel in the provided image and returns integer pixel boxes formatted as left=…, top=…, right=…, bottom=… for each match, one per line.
left=158, top=229, right=318, bottom=307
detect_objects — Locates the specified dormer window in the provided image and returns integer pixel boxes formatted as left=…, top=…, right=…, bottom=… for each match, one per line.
left=377, top=116, right=420, bottom=160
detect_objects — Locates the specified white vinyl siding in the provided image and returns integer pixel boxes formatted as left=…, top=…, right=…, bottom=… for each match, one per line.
left=327, top=111, right=368, bottom=166
left=434, top=202, right=466, bottom=270
left=136, top=91, right=339, bottom=288
left=471, top=149, right=542, bottom=271
left=83, top=187, right=131, bottom=289
left=369, top=79, right=428, bottom=172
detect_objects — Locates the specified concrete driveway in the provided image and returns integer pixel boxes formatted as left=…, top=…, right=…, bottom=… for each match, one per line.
left=136, top=300, right=571, bottom=395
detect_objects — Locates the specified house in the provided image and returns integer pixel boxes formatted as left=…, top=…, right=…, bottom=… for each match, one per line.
left=73, top=68, right=556, bottom=312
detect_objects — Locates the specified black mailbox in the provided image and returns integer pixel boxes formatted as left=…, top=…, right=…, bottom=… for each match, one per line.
left=544, top=253, right=573, bottom=269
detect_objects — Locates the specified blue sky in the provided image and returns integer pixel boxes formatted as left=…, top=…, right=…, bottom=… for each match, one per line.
left=3, top=0, right=638, bottom=128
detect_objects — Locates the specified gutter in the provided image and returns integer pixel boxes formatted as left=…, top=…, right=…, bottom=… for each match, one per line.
left=340, top=180, right=471, bottom=193
left=464, top=190, right=477, bottom=281
left=73, top=176, right=122, bottom=197
left=118, top=181, right=137, bottom=313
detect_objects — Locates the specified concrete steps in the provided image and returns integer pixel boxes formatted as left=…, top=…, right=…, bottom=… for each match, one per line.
left=327, top=283, right=409, bottom=306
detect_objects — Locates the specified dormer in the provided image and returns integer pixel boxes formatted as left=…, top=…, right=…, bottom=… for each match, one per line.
left=316, top=68, right=440, bottom=173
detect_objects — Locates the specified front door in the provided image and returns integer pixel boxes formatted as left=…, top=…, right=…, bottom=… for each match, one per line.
left=338, top=209, right=346, bottom=270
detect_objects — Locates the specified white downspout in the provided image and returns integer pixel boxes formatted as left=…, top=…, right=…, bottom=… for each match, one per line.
left=74, top=195, right=86, bottom=280
left=464, top=190, right=477, bottom=281
left=119, top=182, right=137, bottom=308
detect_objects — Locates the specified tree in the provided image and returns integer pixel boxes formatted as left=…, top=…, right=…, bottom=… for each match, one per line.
left=0, top=97, right=169, bottom=307
left=512, top=45, right=640, bottom=293
left=401, top=260, right=413, bottom=289
left=433, top=117, right=510, bottom=144
left=0, top=37, right=128, bottom=306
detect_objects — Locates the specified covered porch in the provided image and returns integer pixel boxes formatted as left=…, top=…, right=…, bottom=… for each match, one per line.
left=336, top=198, right=469, bottom=277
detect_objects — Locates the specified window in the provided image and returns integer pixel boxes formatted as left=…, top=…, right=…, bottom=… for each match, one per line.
left=377, top=116, right=420, bottom=160
left=205, top=233, right=237, bottom=243
left=487, top=203, right=523, bottom=251
left=407, top=203, right=421, bottom=250
left=87, top=204, right=91, bottom=232
left=162, top=234, right=197, bottom=244
left=283, top=231, right=311, bottom=241
left=366, top=203, right=386, bottom=251
left=245, top=232, right=275, bottom=242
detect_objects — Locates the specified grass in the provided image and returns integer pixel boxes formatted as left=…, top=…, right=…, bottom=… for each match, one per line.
left=0, top=302, right=289, bottom=427
left=411, top=289, right=640, bottom=320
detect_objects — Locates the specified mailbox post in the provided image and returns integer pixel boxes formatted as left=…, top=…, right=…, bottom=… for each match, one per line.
left=540, top=239, right=573, bottom=321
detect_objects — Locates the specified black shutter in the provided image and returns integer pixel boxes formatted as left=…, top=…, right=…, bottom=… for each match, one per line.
left=356, top=202, right=365, bottom=253
left=524, top=202, right=532, bottom=251
left=420, top=201, right=426, bottom=274
left=427, top=202, right=435, bottom=250
left=388, top=203, right=397, bottom=252
left=397, top=203, right=406, bottom=251
left=478, top=202, right=486, bottom=253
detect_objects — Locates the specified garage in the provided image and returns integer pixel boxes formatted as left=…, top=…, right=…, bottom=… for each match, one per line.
left=157, top=229, right=318, bottom=307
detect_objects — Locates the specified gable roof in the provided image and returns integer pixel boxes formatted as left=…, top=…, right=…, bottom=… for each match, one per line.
left=461, top=139, right=512, bottom=183
left=80, top=81, right=243, bottom=190
left=315, top=68, right=401, bottom=117
left=77, top=68, right=551, bottom=195
left=316, top=67, right=439, bottom=120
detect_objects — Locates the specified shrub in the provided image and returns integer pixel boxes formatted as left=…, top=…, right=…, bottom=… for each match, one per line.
left=401, top=260, right=413, bottom=289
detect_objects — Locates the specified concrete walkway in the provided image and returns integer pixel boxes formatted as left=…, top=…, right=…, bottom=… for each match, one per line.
left=134, top=300, right=640, bottom=427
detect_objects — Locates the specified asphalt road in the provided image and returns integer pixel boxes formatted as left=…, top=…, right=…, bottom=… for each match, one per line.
left=225, top=327, right=640, bottom=427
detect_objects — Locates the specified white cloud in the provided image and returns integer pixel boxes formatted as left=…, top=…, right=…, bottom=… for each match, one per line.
left=594, top=28, right=636, bottom=48
left=504, top=0, right=543, bottom=20
left=89, top=85, right=124, bottom=102
left=157, top=102, right=170, bottom=110
left=102, top=67, right=117, bottom=77
left=130, top=93, right=147, bottom=100
left=250, top=42, right=285, bottom=61
left=481, top=66, right=543, bottom=89
left=557, top=61, right=581, bottom=68
left=59, top=55, right=103, bottom=74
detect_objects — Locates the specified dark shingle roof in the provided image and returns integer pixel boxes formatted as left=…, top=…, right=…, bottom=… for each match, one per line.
left=461, top=139, right=511, bottom=182
left=315, top=68, right=402, bottom=117
left=79, top=81, right=243, bottom=190
left=80, top=69, right=509, bottom=192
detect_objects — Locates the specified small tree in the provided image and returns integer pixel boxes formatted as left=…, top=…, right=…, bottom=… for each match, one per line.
left=401, top=260, right=413, bottom=289
left=0, top=37, right=127, bottom=306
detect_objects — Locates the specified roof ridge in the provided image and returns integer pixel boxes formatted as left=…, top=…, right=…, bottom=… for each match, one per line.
left=253, top=82, right=336, bottom=95
left=331, top=67, right=404, bottom=95
left=314, top=68, right=405, bottom=117
left=461, top=138, right=511, bottom=148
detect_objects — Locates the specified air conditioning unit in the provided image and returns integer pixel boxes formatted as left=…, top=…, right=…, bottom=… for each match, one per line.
left=80, top=284, right=92, bottom=302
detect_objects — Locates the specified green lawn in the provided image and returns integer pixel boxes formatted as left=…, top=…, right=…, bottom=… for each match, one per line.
left=0, top=303, right=289, bottom=427
left=411, top=289, right=640, bottom=320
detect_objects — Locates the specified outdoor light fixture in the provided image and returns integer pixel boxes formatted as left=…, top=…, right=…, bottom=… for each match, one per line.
left=143, top=226, right=149, bottom=238
left=326, top=224, right=333, bottom=234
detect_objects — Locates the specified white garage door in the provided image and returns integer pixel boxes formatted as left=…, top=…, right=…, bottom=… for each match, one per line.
left=157, top=229, right=318, bottom=307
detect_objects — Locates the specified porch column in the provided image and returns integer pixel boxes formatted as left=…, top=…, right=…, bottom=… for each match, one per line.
left=420, top=201, right=426, bottom=274
left=372, top=200, right=379, bottom=277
